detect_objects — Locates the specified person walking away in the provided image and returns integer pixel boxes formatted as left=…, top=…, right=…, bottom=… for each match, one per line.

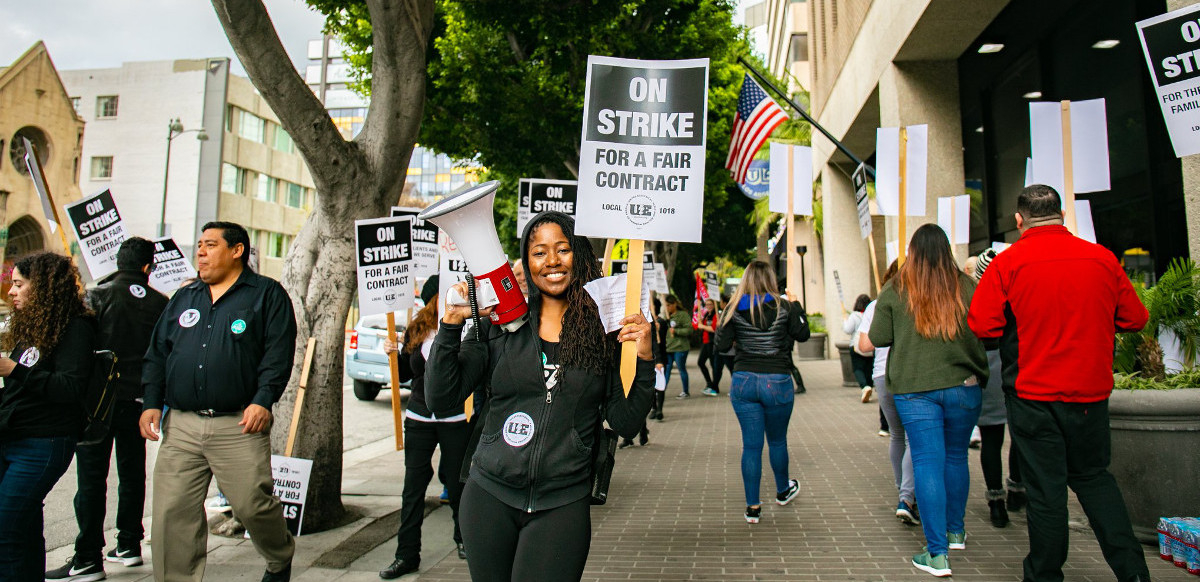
left=663, top=295, right=692, bottom=398
left=46, top=239, right=168, bottom=581
left=857, top=260, right=919, bottom=526
left=425, top=212, right=655, bottom=582
left=139, top=221, right=297, bottom=582
left=697, top=299, right=721, bottom=395
left=652, top=296, right=669, bottom=419
left=715, top=260, right=809, bottom=524
left=712, top=294, right=734, bottom=391
left=967, top=248, right=1025, bottom=529
left=0, top=253, right=97, bottom=581
left=378, top=276, right=472, bottom=579
left=843, top=294, right=874, bottom=403
left=868, top=224, right=988, bottom=578
left=968, top=184, right=1151, bottom=582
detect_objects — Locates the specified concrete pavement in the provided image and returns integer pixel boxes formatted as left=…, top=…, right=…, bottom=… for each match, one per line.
left=45, top=358, right=1190, bottom=581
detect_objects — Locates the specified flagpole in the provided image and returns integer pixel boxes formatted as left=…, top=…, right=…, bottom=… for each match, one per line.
left=738, top=57, right=874, bottom=179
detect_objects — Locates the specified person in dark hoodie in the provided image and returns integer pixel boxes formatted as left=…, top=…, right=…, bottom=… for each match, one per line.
left=715, top=260, right=809, bottom=525
left=47, top=238, right=169, bottom=581
left=378, top=275, right=472, bottom=579
left=0, top=252, right=97, bottom=581
left=426, top=211, right=655, bottom=582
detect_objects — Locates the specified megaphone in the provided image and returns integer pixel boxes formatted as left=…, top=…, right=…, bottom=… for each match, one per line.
left=419, top=181, right=528, bottom=332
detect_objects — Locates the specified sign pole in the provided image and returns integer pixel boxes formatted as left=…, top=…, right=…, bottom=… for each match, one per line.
left=897, top=127, right=909, bottom=266
left=620, top=239, right=646, bottom=396
left=386, top=312, right=405, bottom=450
left=785, top=146, right=798, bottom=295
left=24, top=142, right=72, bottom=256
left=866, top=236, right=882, bottom=295
left=1060, top=100, right=1079, bottom=235
left=602, top=238, right=615, bottom=276
left=284, top=337, right=316, bottom=457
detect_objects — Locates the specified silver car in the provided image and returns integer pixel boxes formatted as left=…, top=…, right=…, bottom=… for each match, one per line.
left=345, top=314, right=411, bottom=401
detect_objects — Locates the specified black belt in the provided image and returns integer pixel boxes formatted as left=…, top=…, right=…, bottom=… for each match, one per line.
left=190, top=409, right=242, bottom=417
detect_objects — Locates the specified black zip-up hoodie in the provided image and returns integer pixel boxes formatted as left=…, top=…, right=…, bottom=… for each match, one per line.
left=426, top=299, right=654, bottom=512
left=0, top=316, right=97, bottom=440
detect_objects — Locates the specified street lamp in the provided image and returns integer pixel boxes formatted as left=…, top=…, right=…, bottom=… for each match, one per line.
left=159, top=118, right=208, bottom=237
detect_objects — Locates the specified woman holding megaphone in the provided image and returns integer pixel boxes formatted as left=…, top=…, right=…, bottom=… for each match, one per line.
left=426, top=211, right=656, bottom=582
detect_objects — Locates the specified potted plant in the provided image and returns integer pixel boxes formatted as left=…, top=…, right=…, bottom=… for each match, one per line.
left=796, top=312, right=827, bottom=360
left=1108, top=258, right=1200, bottom=543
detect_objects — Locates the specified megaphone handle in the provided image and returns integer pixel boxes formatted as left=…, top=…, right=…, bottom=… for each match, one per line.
left=466, top=274, right=482, bottom=341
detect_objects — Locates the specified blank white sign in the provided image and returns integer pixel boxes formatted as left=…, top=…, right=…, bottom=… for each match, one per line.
left=1029, top=99, right=1111, bottom=197
left=768, top=143, right=813, bottom=216
left=875, top=125, right=928, bottom=216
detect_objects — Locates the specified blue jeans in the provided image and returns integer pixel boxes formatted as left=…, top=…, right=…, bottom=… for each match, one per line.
left=893, top=384, right=981, bottom=556
left=0, top=436, right=76, bottom=579
left=664, top=351, right=689, bottom=393
left=729, top=372, right=794, bottom=506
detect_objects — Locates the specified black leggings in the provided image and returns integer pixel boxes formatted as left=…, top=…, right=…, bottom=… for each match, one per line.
left=459, top=480, right=592, bottom=582
left=697, top=343, right=715, bottom=388
left=979, top=424, right=1023, bottom=492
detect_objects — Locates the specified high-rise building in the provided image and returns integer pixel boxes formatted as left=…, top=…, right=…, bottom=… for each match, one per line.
left=305, top=36, right=480, bottom=204
left=61, top=58, right=317, bottom=279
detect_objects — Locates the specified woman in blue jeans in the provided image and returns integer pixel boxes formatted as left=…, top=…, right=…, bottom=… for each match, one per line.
left=868, top=225, right=988, bottom=578
left=0, top=253, right=96, bottom=580
left=714, top=260, right=810, bottom=524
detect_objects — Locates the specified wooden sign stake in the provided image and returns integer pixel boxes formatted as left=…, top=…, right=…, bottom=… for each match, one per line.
left=620, top=239, right=646, bottom=396
left=284, top=337, right=316, bottom=457
left=785, top=146, right=798, bottom=296
left=866, top=235, right=882, bottom=295
left=386, top=312, right=405, bottom=450
left=897, top=127, right=909, bottom=266
left=602, top=238, right=615, bottom=276
left=1060, top=100, right=1079, bottom=235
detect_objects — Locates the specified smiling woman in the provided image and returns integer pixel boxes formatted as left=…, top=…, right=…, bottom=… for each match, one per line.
left=425, top=211, right=656, bottom=582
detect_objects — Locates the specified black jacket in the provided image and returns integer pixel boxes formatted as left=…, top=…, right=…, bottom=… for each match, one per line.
left=87, top=270, right=168, bottom=400
left=715, top=296, right=809, bottom=375
left=0, top=317, right=97, bottom=440
left=425, top=301, right=655, bottom=513
left=397, top=333, right=466, bottom=420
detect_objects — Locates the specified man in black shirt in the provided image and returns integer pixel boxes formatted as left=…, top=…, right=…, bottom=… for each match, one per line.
left=140, top=221, right=297, bottom=582
left=46, top=238, right=168, bottom=582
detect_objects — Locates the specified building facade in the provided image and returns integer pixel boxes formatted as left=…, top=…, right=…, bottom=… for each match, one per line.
left=0, top=42, right=85, bottom=283
left=305, top=36, right=480, bottom=204
left=802, top=0, right=1194, bottom=345
left=61, top=58, right=316, bottom=280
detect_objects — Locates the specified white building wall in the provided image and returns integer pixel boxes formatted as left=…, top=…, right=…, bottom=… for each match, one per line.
left=61, top=60, right=210, bottom=246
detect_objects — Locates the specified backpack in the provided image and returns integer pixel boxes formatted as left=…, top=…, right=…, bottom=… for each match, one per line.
left=78, top=350, right=119, bottom=446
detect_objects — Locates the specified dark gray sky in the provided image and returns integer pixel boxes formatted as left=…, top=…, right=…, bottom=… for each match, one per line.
left=0, top=0, right=327, bottom=76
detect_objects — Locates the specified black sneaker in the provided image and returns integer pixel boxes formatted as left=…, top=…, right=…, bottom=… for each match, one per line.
left=618, top=439, right=634, bottom=449
left=457, top=543, right=467, bottom=560
left=45, top=557, right=105, bottom=582
left=776, top=479, right=800, bottom=505
left=105, top=545, right=143, bottom=567
left=261, top=563, right=291, bottom=582
left=638, top=430, right=649, bottom=446
left=379, top=558, right=419, bottom=579
left=745, top=505, right=762, bottom=524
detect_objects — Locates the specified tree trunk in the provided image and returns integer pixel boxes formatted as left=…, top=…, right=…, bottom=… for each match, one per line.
left=212, top=0, right=435, bottom=533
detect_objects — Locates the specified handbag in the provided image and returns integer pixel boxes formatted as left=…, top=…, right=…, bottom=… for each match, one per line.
left=790, top=363, right=807, bottom=394
left=590, top=419, right=618, bottom=505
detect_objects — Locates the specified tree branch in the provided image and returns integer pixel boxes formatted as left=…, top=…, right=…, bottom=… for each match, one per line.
left=210, top=0, right=353, bottom=193
left=506, top=31, right=526, bottom=63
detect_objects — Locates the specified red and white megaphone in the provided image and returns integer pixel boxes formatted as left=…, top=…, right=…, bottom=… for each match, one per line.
left=419, top=180, right=528, bottom=332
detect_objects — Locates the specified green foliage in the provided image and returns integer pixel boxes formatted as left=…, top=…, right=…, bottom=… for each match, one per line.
left=808, top=312, right=826, bottom=334
left=316, top=0, right=762, bottom=270
left=1114, top=258, right=1200, bottom=382
left=1114, top=367, right=1200, bottom=390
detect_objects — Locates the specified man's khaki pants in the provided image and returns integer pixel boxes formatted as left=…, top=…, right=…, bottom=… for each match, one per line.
left=152, top=411, right=294, bottom=581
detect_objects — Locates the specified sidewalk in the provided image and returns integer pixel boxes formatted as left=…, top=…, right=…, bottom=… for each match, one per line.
left=50, top=358, right=1189, bottom=581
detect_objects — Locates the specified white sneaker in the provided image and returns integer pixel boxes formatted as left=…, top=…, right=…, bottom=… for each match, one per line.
left=860, top=386, right=874, bottom=403
left=969, top=426, right=982, bottom=448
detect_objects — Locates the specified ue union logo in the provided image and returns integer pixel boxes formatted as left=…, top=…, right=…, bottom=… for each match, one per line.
left=739, top=159, right=769, bottom=201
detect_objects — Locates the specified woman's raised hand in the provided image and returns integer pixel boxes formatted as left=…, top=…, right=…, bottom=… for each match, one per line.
left=618, top=312, right=654, bottom=361
left=442, top=281, right=496, bottom=325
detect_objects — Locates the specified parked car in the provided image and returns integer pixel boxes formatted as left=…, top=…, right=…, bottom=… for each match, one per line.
left=345, top=313, right=411, bottom=401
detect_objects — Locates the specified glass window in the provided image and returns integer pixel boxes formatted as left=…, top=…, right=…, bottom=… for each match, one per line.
left=272, top=126, right=295, bottom=153
left=790, top=33, right=809, bottom=64
left=96, top=96, right=119, bottom=118
left=254, top=174, right=277, bottom=202
left=221, top=163, right=244, bottom=194
left=90, top=156, right=113, bottom=179
left=238, top=109, right=266, bottom=143
left=70, top=97, right=81, bottom=112
left=267, top=232, right=287, bottom=258
left=284, top=182, right=304, bottom=208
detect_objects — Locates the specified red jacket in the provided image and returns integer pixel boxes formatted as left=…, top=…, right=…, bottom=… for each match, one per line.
left=967, top=225, right=1147, bottom=403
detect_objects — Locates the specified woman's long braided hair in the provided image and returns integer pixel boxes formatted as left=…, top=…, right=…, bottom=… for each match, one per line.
left=2, top=252, right=90, bottom=354
left=521, top=212, right=615, bottom=376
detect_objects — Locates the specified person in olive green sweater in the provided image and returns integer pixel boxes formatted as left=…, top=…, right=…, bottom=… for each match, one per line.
left=663, top=295, right=693, bottom=397
left=867, top=224, right=988, bottom=579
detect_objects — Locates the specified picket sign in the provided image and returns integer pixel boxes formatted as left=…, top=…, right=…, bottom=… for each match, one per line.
left=22, top=138, right=72, bottom=255
left=898, top=127, right=909, bottom=266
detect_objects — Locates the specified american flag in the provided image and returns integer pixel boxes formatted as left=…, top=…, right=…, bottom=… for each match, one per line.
left=725, top=74, right=788, bottom=185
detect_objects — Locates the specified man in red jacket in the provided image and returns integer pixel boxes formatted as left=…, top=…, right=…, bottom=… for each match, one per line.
left=968, top=185, right=1150, bottom=582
